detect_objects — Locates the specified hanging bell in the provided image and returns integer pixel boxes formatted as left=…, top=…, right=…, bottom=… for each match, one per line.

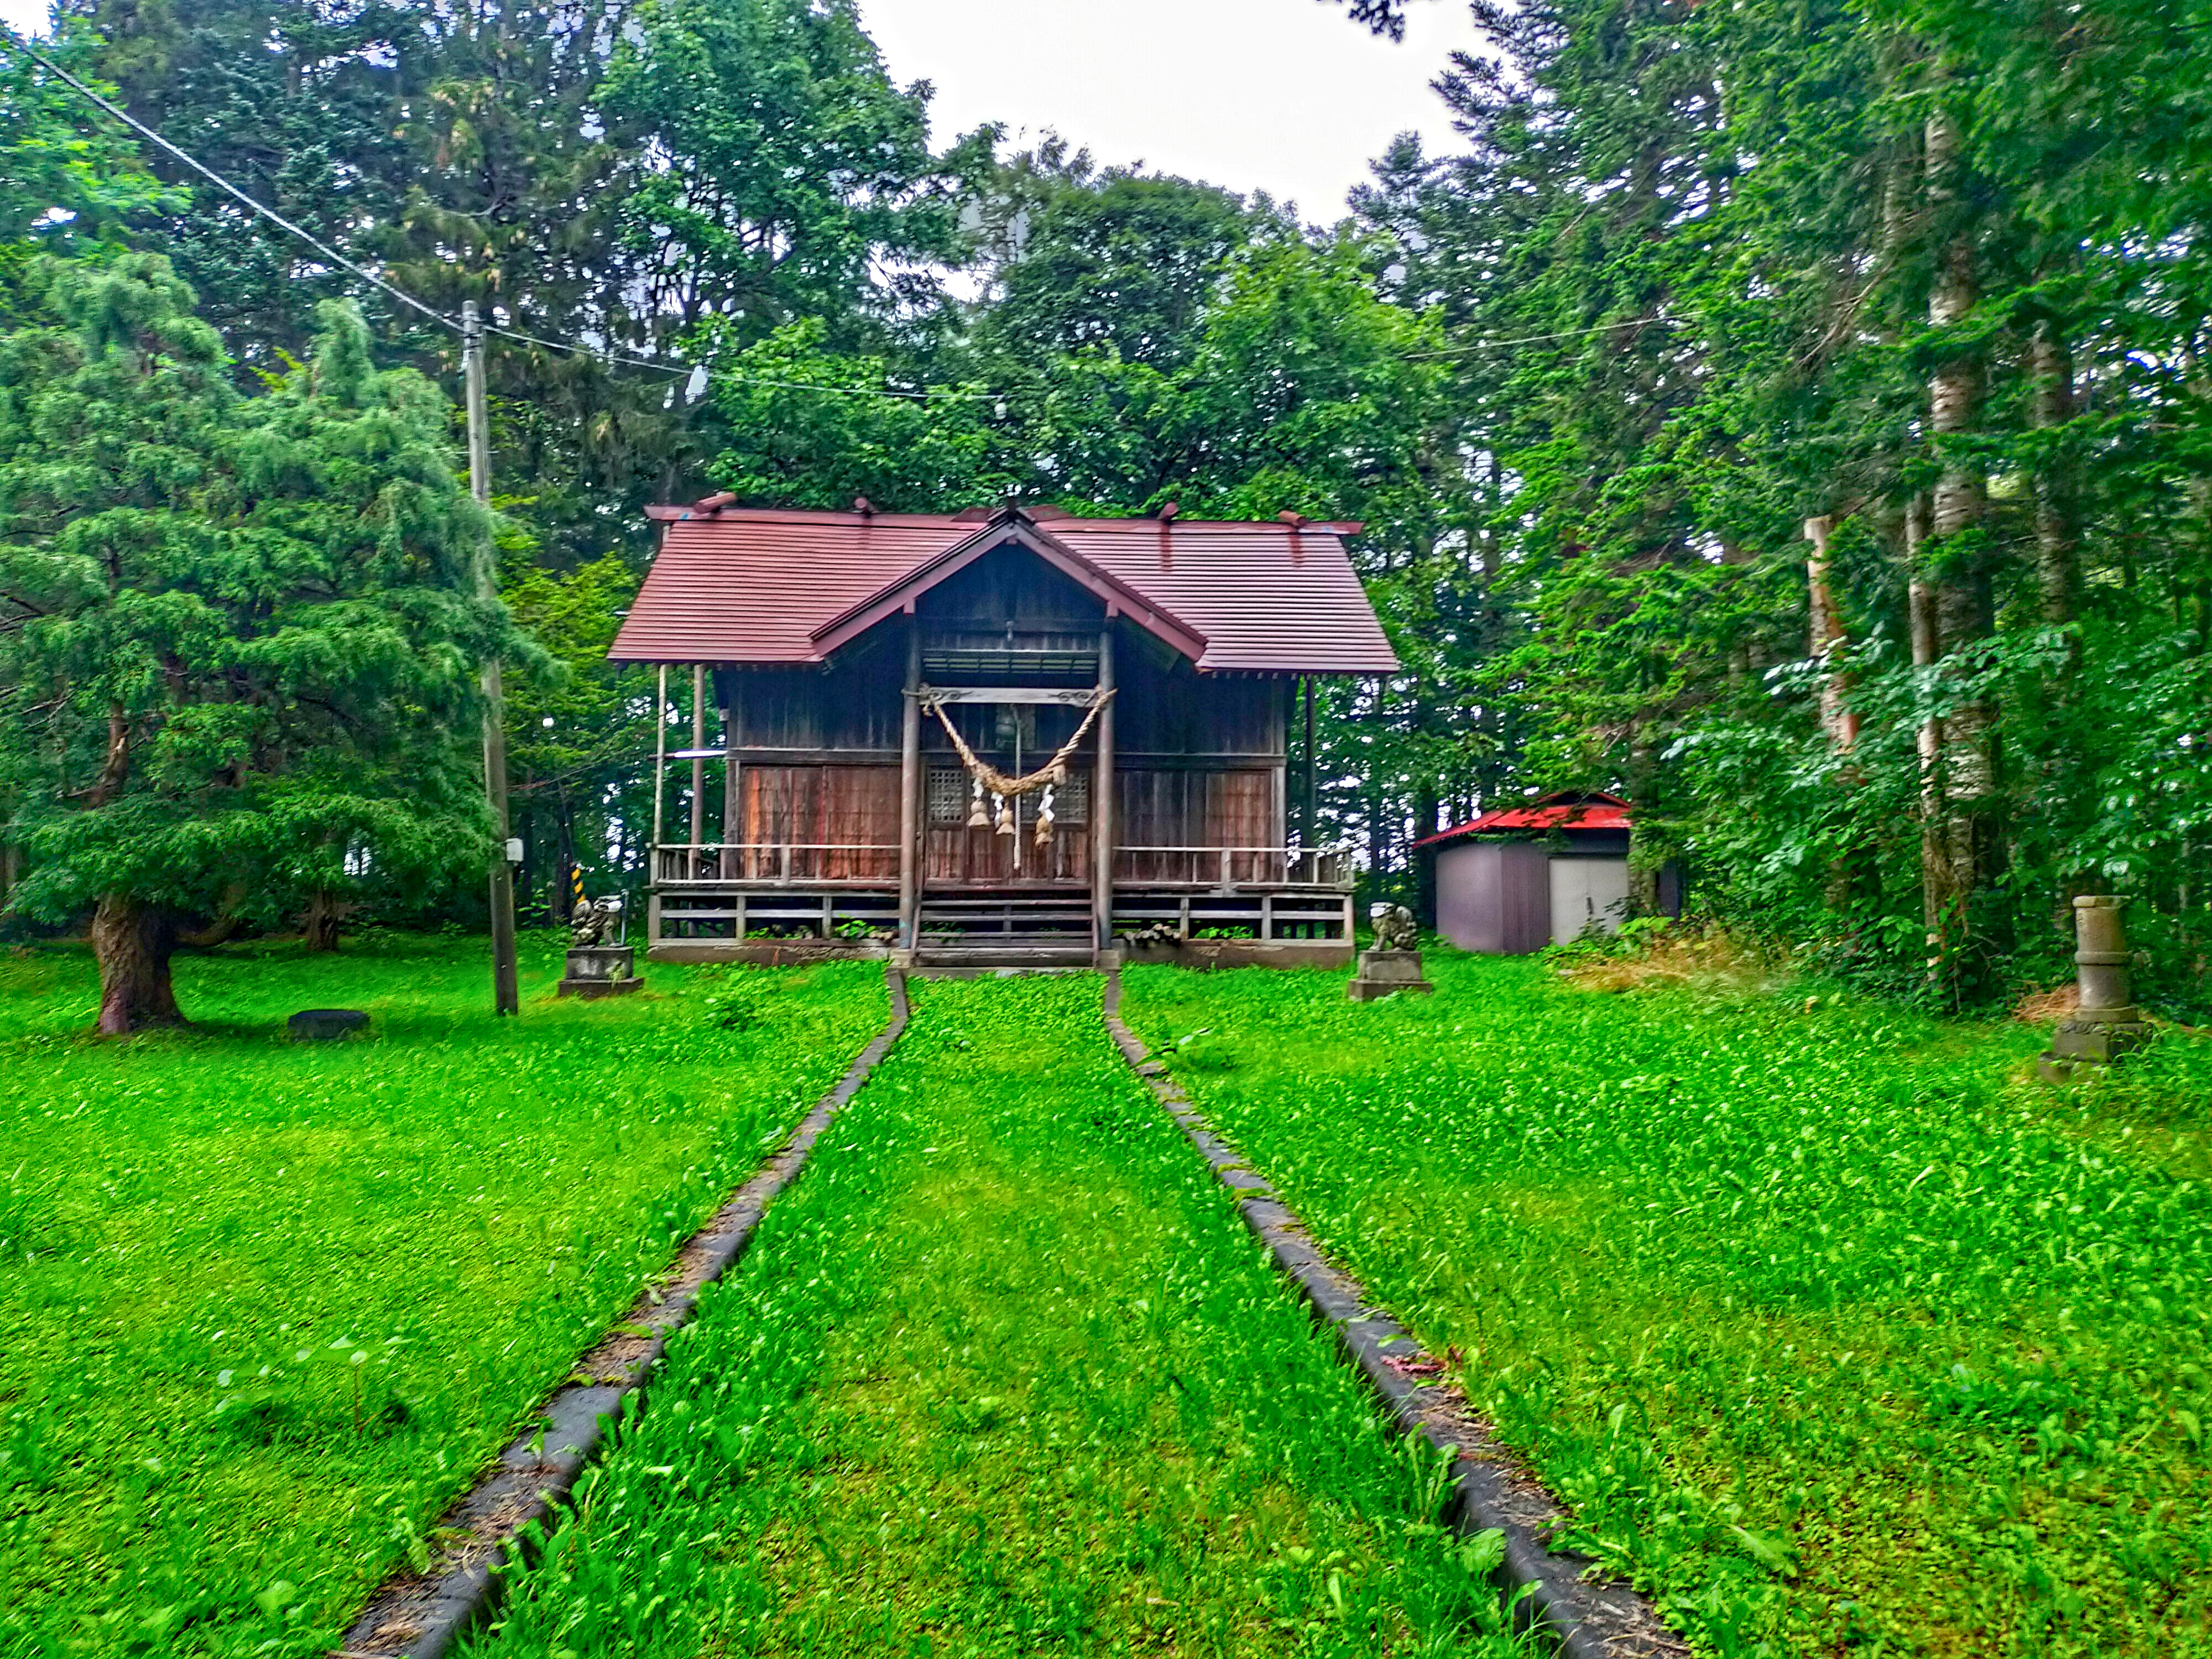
left=994, top=794, right=1015, bottom=835
left=965, top=776, right=989, bottom=829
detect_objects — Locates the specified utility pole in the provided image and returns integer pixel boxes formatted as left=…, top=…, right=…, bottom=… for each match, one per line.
left=463, top=300, right=520, bottom=1016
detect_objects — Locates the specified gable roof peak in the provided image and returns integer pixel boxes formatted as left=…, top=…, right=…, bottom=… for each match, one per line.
left=807, top=515, right=1208, bottom=664
left=614, top=505, right=1401, bottom=674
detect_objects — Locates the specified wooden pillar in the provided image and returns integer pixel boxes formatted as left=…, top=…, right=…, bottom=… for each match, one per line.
left=721, top=669, right=740, bottom=882
left=651, top=663, right=667, bottom=872
left=1093, top=624, right=1116, bottom=950
left=689, top=664, right=706, bottom=855
left=898, top=617, right=922, bottom=948
left=1302, top=674, right=1316, bottom=848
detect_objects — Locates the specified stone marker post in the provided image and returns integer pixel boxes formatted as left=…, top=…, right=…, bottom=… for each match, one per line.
left=2037, top=895, right=2152, bottom=1084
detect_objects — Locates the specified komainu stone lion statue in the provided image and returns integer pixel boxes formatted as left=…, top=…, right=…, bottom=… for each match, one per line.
left=570, top=895, right=623, bottom=948
left=1369, top=902, right=1417, bottom=952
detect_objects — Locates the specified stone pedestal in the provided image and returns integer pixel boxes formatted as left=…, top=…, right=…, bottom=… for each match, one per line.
left=289, top=1008, right=369, bottom=1040
left=2038, top=896, right=2151, bottom=1084
left=559, top=944, right=642, bottom=998
left=1348, top=948, right=1433, bottom=1001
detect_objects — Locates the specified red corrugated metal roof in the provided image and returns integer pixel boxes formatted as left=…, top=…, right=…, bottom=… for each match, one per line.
left=609, top=506, right=1401, bottom=674
left=1414, top=791, right=1632, bottom=847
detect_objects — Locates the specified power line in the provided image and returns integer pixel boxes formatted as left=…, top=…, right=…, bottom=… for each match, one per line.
left=10, top=23, right=1660, bottom=403
left=3, top=23, right=997, bottom=405
left=6, top=25, right=458, bottom=333
left=478, top=315, right=994, bottom=403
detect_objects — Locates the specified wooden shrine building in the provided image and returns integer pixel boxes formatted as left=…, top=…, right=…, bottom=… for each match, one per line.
left=612, top=503, right=1399, bottom=971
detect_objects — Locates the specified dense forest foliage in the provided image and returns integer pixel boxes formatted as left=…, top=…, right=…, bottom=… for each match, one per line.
left=2, top=0, right=2208, bottom=1017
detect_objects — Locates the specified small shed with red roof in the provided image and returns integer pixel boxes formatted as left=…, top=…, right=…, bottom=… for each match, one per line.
left=1412, top=791, right=1651, bottom=954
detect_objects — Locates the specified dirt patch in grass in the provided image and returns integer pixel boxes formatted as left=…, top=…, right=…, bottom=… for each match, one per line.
left=1552, top=925, right=1779, bottom=998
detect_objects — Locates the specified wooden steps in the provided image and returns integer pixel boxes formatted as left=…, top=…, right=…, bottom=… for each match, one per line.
left=912, top=930, right=1098, bottom=975
left=914, top=893, right=1098, bottom=973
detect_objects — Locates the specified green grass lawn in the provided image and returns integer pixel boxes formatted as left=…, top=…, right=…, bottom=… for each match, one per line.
left=467, top=974, right=1525, bottom=1659
left=0, top=931, right=888, bottom=1659
left=1119, top=952, right=2212, bottom=1658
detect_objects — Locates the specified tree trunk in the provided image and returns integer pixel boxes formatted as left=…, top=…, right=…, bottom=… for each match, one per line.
left=1413, top=776, right=1439, bottom=928
left=1626, top=718, right=1661, bottom=917
left=91, top=894, right=182, bottom=1035
left=300, top=888, right=346, bottom=952
left=2028, top=318, right=2079, bottom=626
left=1923, top=97, right=2000, bottom=995
left=1905, top=493, right=1951, bottom=945
left=554, top=784, right=577, bottom=926
left=1803, top=515, right=1859, bottom=750
left=1936, top=570, right=2000, bottom=956
left=1803, top=516, right=1870, bottom=916
left=1874, top=112, right=1949, bottom=950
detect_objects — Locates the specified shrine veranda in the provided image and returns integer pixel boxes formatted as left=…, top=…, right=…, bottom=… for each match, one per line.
left=2, top=934, right=2207, bottom=1658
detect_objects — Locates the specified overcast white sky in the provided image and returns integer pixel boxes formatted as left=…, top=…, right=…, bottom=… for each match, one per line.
left=3, top=0, right=1482, bottom=220
left=863, top=0, right=1480, bottom=219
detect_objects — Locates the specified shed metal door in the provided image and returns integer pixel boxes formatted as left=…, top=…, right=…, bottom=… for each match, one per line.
left=1548, top=857, right=1631, bottom=944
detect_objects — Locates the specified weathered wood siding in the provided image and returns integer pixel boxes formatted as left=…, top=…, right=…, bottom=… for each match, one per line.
left=923, top=812, right=1091, bottom=884
left=717, top=642, right=904, bottom=753
left=736, top=765, right=900, bottom=880
left=1114, top=660, right=1281, bottom=757
left=914, top=544, right=1101, bottom=632
left=1115, top=769, right=1277, bottom=882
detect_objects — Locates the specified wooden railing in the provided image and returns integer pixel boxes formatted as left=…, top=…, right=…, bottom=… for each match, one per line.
left=1110, top=846, right=1352, bottom=890
left=654, top=842, right=1353, bottom=890
left=654, top=843, right=900, bottom=884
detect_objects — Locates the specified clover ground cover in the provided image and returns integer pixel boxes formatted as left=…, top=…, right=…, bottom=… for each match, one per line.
left=1120, top=954, right=2212, bottom=1658
left=0, top=933, right=887, bottom=1658
left=467, top=973, right=1525, bottom=1659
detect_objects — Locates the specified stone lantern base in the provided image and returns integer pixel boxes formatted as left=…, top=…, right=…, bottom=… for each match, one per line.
left=2038, top=895, right=2153, bottom=1085
left=2037, top=1010, right=2152, bottom=1086
left=1347, top=948, right=1433, bottom=1001
left=559, top=944, right=643, bottom=999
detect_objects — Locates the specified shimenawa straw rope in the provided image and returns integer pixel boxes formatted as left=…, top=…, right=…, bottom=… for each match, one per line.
left=925, top=689, right=1115, bottom=799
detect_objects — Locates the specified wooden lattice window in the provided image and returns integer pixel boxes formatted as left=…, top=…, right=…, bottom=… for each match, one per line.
left=927, top=769, right=970, bottom=826
left=1049, top=773, right=1089, bottom=824
left=928, top=768, right=1089, bottom=825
